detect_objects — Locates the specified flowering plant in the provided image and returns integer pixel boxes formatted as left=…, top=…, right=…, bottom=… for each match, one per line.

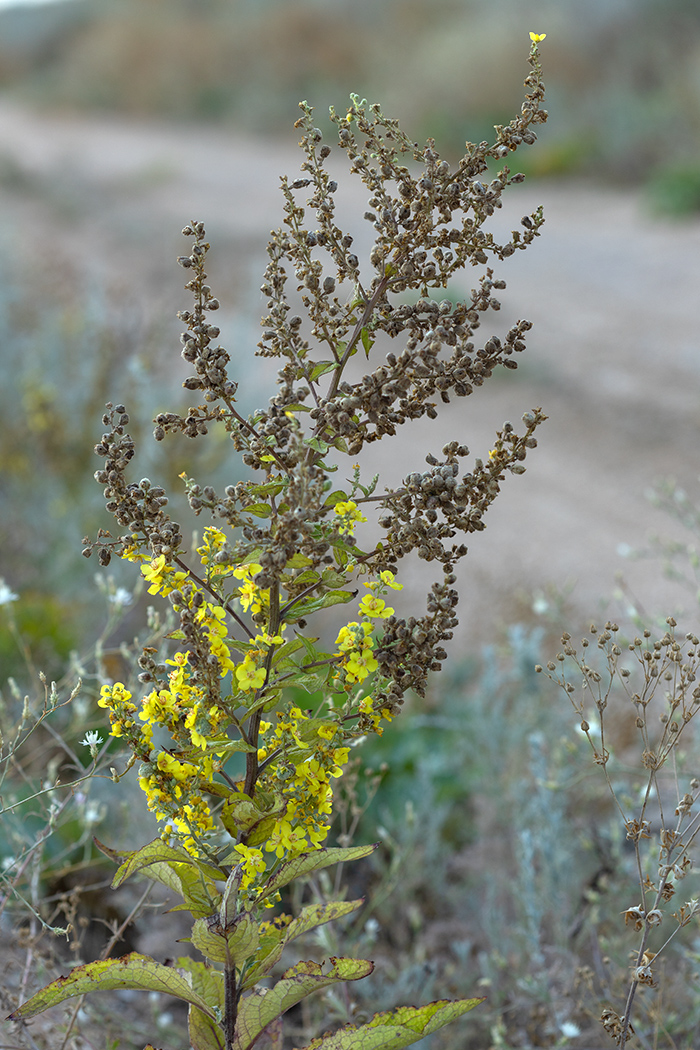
left=10, top=35, right=547, bottom=1050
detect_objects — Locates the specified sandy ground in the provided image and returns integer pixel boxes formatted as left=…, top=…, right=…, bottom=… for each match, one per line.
left=2, top=98, right=700, bottom=650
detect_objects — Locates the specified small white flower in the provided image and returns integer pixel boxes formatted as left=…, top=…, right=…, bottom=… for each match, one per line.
left=560, top=1021, right=580, bottom=1038
left=109, top=587, right=133, bottom=607
left=83, top=802, right=104, bottom=826
left=80, top=730, right=104, bottom=757
left=0, top=579, right=19, bottom=606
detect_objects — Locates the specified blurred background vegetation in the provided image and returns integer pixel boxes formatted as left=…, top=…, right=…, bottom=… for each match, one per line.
left=2, top=0, right=699, bottom=674
left=2, top=0, right=700, bottom=186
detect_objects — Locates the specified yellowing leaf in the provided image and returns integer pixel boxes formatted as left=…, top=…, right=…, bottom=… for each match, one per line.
left=9, top=954, right=217, bottom=1021
left=177, top=957, right=224, bottom=1011
left=256, top=844, right=375, bottom=902
left=234, top=958, right=374, bottom=1050
left=110, top=837, right=222, bottom=888
left=242, top=900, right=364, bottom=988
left=189, top=1005, right=225, bottom=1050
left=299, top=997, right=485, bottom=1050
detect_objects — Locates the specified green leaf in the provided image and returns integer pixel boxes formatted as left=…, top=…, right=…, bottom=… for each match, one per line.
left=360, top=327, right=375, bottom=358
left=111, top=838, right=223, bottom=888
left=256, top=844, right=376, bottom=902
left=323, top=490, right=350, bottom=508
left=288, top=668, right=333, bottom=694
left=145, top=863, right=220, bottom=919
left=285, top=589, right=354, bottom=622
left=191, top=913, right=260, bottom=967
left=8, top=954, right=217, bottom=1021
left=246, top=503, right=272, bottom=518
left=298, top=998, right=485, bottom=1050
left=281, top=569, right=320, bottom=590
left=200, top=737, right=257, bottom=757
left=296, top=633, right=323, bottom=661
left=305, top=437, right=331, bottom=454
left=233, top=958, right=373, bottom=1050
left=311, top=360, right=339, bottom=381
left=286, top=552, right=314, bottom=568
left=221, top=796, right=265, bottom=836
left=249, top=480, right=286, bottom=497
left=322, top=567, right=350, bottom=588
left=103, top=838, right=221, bottom=919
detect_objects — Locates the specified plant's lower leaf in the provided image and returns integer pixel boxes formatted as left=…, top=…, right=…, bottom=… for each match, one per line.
left=234, top=958, right=373, bottom=1050
left=8, top=954, right=217, bottom=1021
left=299, top=998, right=485, bottom=1050
left=256, top=844, right=375, bottom=902
left=189, top=1005, right=225, bottom=1050
left=242, top=900, right=364, bottom=988
left=176, top=957, right=224, bottom=1012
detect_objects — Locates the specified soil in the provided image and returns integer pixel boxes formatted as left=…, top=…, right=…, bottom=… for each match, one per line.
left=2, top=97, right=700, bottom=650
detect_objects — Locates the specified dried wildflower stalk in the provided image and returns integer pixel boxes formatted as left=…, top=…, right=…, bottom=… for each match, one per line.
left=541, top=618, right=700, bottom=1048
left=10, top=37, right=548, bottom=1050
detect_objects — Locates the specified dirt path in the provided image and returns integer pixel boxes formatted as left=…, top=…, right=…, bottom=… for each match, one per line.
left=3, top=99, right=700, bottom=649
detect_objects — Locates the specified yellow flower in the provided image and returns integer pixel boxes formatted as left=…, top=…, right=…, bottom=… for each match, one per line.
left=358, top=594, right=392, bottom=619
left=529, top=32, right=546, bottom=42
left=344, top=649, right=379, bottom=683
left=141, top=556, right=186, bottom=596
left=197, top=527, right=227, bottom=565
left=378, top=570, right=402, bottom=591
left=236, top=656, right=266, bottom=692
left=335, top=621, right=373, bottom=652
left=232, top=843, right=266, bottom=888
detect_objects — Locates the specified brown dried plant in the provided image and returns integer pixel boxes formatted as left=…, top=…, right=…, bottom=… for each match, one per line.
left=541, top=619, right=700, bottom=1048
left=8, top=35, right=551, bottom=1050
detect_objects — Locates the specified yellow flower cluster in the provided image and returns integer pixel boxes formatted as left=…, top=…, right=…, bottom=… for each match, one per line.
left=334, top=500, right=367, bottom=536
left=335, top=570, right=401, bottom=683
left=98, top=671, right=220, bottom=854
left=98, top=682, right=140, bottom=740
left=256, top=706, right=350, bottom=858
left=332, top=570, right=402, bottom=733
left=100, top=522, right=402, bottom=876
